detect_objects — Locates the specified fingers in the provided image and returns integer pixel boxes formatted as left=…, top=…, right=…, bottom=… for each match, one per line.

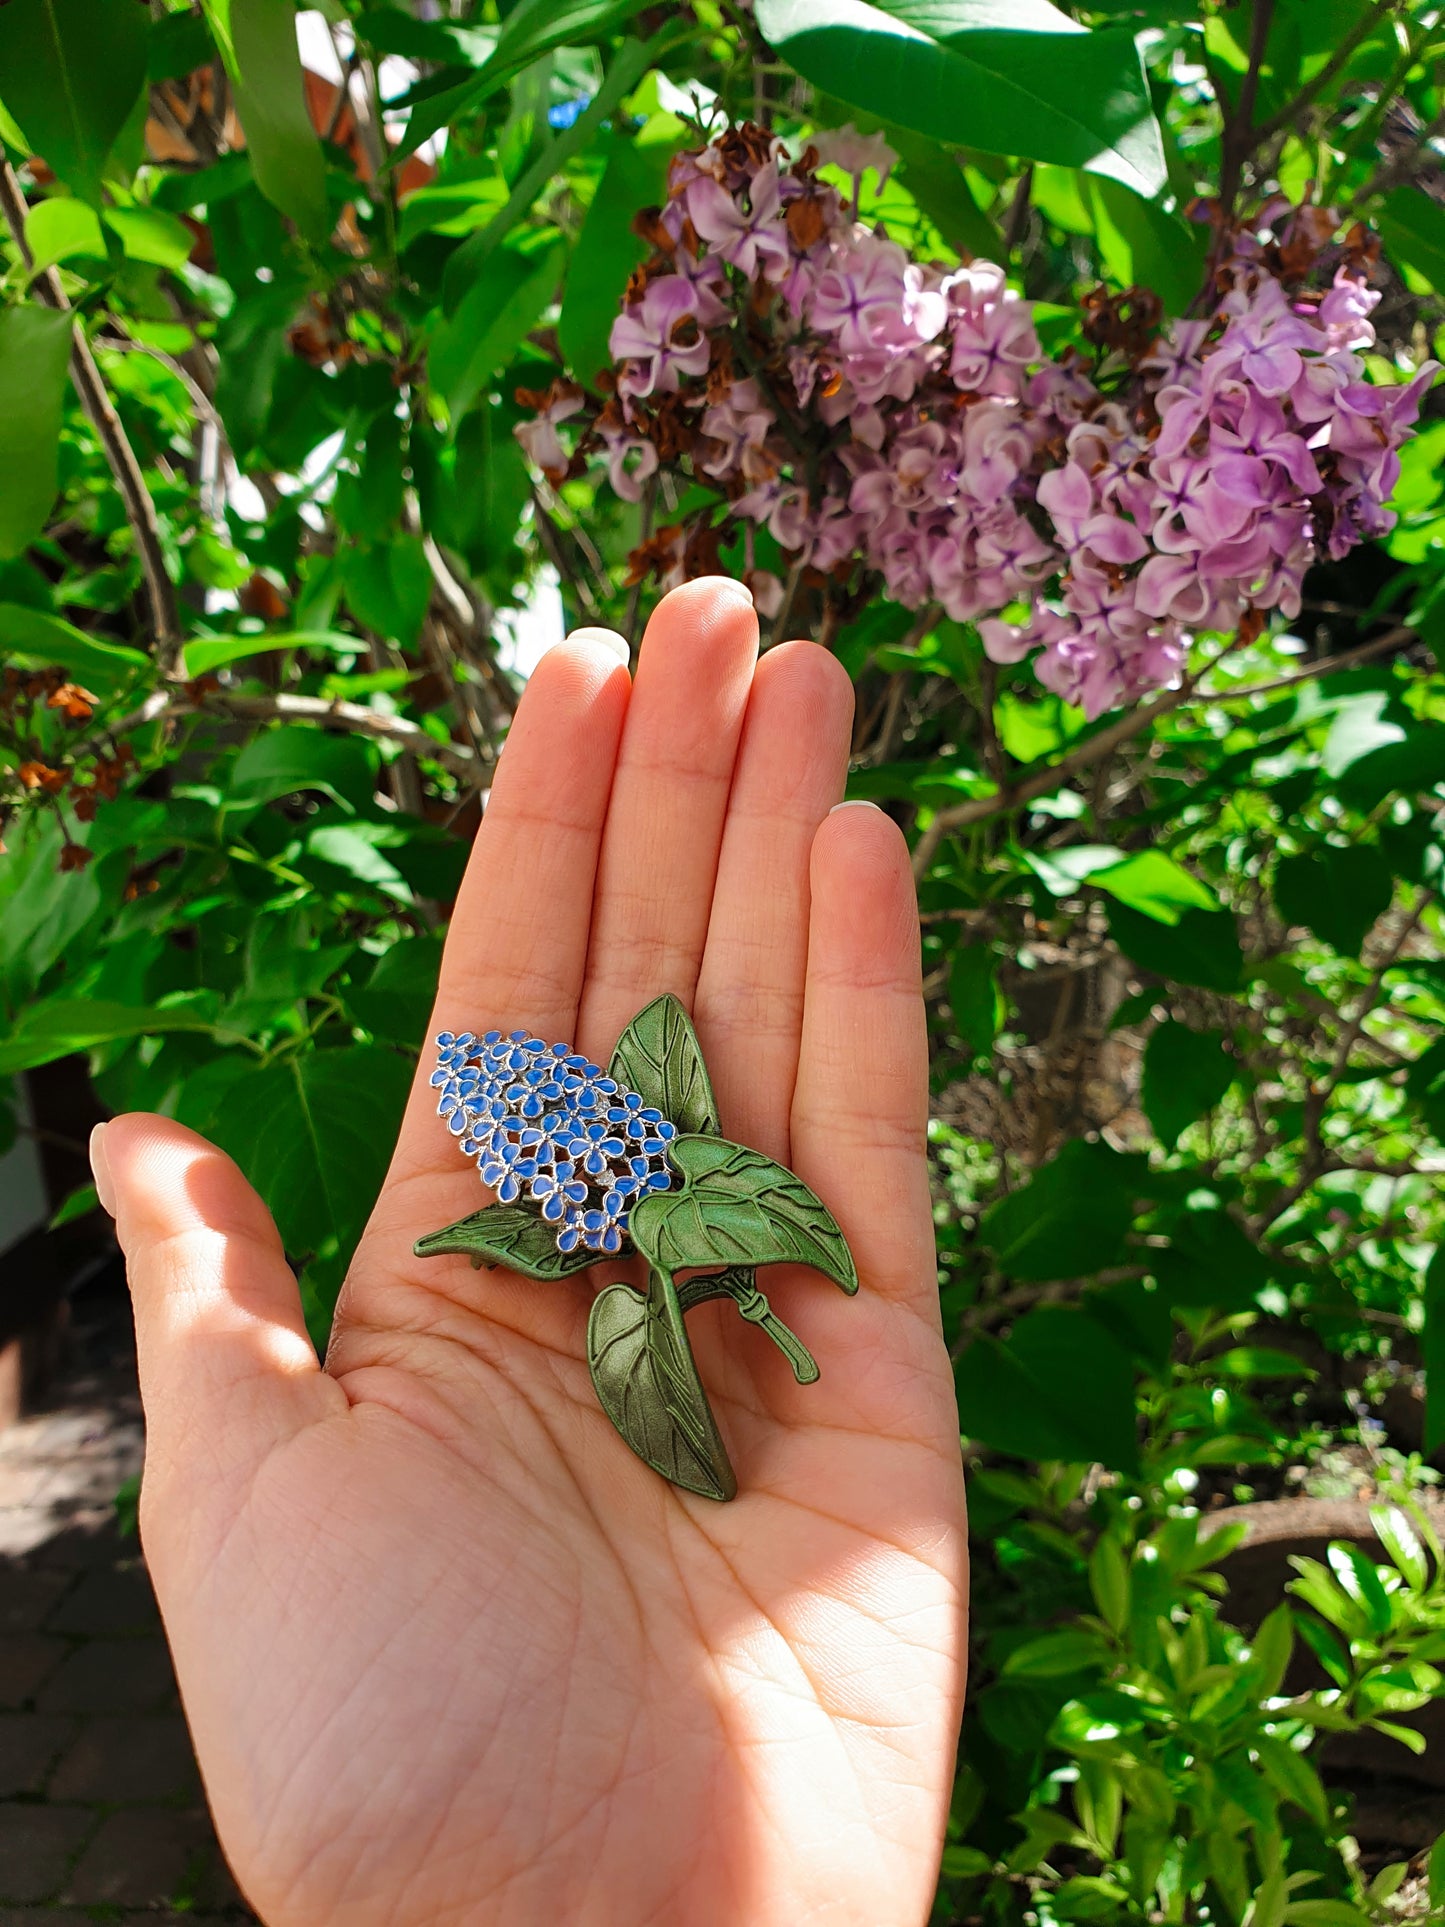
left=694, top=642, right=854, bottom=1162
left=790, top=804, right=937, bottom=1313
left=93, top=1115, right=337, bottom=1500
left=576, top=578, right=759, bottom=1061
left=382, top=630, right=631, bottom=1191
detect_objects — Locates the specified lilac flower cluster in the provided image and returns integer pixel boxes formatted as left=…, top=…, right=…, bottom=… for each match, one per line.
left=516, top=127, right=1436, bottom=719
left=432, top=1029, right=677, bottom=1256
left=981, top=245, right=1436, bottom=713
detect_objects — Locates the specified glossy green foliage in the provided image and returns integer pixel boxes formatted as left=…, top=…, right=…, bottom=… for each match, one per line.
left=2, top=0, right=1445, bottom=1912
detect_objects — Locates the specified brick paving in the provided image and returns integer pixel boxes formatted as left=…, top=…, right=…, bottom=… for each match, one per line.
left=0, top=1290, right=256, bottom=1922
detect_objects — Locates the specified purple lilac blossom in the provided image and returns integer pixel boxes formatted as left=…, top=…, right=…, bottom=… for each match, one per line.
left=518, top=128, right=1438, bottom=718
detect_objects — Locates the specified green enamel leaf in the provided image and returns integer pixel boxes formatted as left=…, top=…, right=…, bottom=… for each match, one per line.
left=587, top=1268, right=737, bottom=1502
left=608, top=993, right=721, bottom=1136
left=630, top=1135, right=858, bottom=1293
left=413, top=1202, right=601, bottom=1279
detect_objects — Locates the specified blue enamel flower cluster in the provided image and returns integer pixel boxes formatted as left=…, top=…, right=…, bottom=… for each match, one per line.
left=432, top=1029, right=678, bottom=1255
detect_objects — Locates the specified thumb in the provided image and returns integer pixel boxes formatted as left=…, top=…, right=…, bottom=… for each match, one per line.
left=93, top=1114, right=335, bottom=1507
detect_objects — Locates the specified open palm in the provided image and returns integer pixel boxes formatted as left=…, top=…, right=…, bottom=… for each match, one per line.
left=97, top=578, right=969, bottom=1927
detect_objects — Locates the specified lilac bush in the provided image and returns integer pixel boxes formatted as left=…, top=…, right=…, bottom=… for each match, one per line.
left=518, top=128, right=1435, bottom=717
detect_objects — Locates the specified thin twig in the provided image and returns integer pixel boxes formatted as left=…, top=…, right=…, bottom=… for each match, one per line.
left=911, top=626, right=1417, bottom=879
left=771, top=556, right=806, bottom=646
left=1190, top=624, right=1415, bottom=704
left=97, top=686, right=490, bottom=783
left=0, top=162, right=184, bottom=674
left=1219, top=0, right=1277, bottom=212
left=911, top=679, right=1191, bottom=878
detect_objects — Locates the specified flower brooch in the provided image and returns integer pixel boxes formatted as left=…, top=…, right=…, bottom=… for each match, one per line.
left=414, top=994, right=857, bottom=1501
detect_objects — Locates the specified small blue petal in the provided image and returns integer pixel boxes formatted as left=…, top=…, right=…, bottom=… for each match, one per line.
left=497, top=1174, right=521, bottom=1204
left=646, top=1170, right=672, bottom=1190
left=582, top=1210, right=605, bottom=1234
left=542, top=1192, right=565, bottom=1221
left=558, top=1226, right=581, bottom=1252
left=435, top=1031, right=456, bottom=1048
left=600, top=1225, right=622, bottom=1254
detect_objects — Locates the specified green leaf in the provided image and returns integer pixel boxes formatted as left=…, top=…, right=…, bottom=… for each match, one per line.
left=629, top=1134, right=857, bottom=1291
left=430, top=237, right=564, bottom=422
left=1255, top=1734, right=1327, bottom=1828
left=1327, top=1541, right=1393, bottom=1637
left=558, top=121, right=687, bottom=383
left=1142, top=1022, right=1233, bottom=1148
left=1428, top=1829, right=1445, bottom=1916
left=1371, top=1503, right=1429, bottom=1590
left=608, top=993, right=721, bottom=1137
left=198, top=1045, right=412, bottom=1261
left=588, top=1268, right=737, bottom=1501
left=102, top=204, right=197, bottom=270
left=413, top=1202, right=601, bottom=1278
left=1086, top=176, right=1206, bottom=315
left=754, top=0, right=1166, bottom=198
left=23, top=196, right=105, bottom=274
left=1151, top=1203, right=1274, bottom=1313
left=956, top=1305, right=1141, bottom=1472
left=0, top=998, right=219, bottom=1076
left=181, top=631, right=359, bottom=677
left=888, top=125, right=1001, bottom=258
left=1283, top=1905, right=1374, bottom=1926
left=1003, top=1629, right=1107, bottom=1677
left=0, top=308, right=75, bottom=562
left=1206, top=1346, right=1313, bottom=1379
left=1088, top=1534, right=1130, bottom=1634
left=1425, top=1244, right=1445, bottom=1454
left=441, top=33, right=667, bottom=315
left=948, top=945, right=998, bottom=1058
left=486, top=0, right=653, bottom=94
left=49, top=1181, right=99, bottom=1229
left=2, top=604, right=152, bottom=691
left=1108, top=902, right=1244, bottom=994
left=340, top=535, right=433, bottom=651
left=203, top=0, right=328, bottom=242
left=0, top=0, right=149, bottom=204
left=980, top=1138, right=1136, bottom=1281
left=225, top=725, right=378, bottom=813
left=1274, top=846, right=1393, bottom=958
left=1090, top=850, right=1218, bottom=925
left=344, top=934, right=444, bottom=1049
left=1378, top=187, right=1445, bottom=290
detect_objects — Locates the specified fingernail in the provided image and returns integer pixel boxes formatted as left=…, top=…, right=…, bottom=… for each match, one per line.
left=566, top=626, right=630, bottom=665
left=713, top=577, right=754, bottom=607
left=89, top=1122, right=115, bottom=1217
left=830, top=799, right=882, bottom=814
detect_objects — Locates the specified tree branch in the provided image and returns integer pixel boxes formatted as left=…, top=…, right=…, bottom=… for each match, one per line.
left=1219, top=0, right=1277, bottom=212
left=911, top=678, right=1194, bottom=879
left=911, top=624, right=1418, bottom=880
left=0, top=161, right=184, bottom=674
left=98, top=687, right=492, bottom=785
left=1185, top=623, right=1416, bottom=704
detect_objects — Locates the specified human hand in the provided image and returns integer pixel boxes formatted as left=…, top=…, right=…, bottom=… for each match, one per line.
left=93, top=578, right=969, bottom=1927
